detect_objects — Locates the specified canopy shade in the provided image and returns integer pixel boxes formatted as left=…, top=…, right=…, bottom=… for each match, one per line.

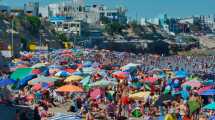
left=56, top=85, right=83, bottom=92
left=182, top=80, right=202, bottom=88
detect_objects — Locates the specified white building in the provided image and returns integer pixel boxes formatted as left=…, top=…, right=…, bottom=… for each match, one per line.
left=24, top=2, right=39, bottom=16
left=199, top=15, right=215, bottom=31
left=179, top=17, right=194, bottom=24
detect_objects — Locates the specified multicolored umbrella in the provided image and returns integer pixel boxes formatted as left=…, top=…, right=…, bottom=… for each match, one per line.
left=199, top=89, right=215, bottom=96
left=182, top=80, right=202, bottom=88
left=56, top=85, right=83, bottom=92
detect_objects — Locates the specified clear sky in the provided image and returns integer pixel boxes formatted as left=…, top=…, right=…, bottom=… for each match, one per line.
left=1, top=0, right=214, bottom=18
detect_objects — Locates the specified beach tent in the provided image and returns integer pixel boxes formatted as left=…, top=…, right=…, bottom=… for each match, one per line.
left=0, top=79, right=16, bottom=87
left=28, top=76, right=58, bottom=85
left=56, top=85, right=83, bottom=92
left=64, top=75, right=83, bottom=82
left=203, top=102, right=215, bottom=110
left=10, top=68, right=33, bottom=80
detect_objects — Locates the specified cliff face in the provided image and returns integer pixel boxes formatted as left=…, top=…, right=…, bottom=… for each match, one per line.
left=0, top=14, right=62, bottom=53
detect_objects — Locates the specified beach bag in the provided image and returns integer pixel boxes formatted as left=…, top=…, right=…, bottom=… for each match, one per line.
left=131, top=108, right=142, bottom=118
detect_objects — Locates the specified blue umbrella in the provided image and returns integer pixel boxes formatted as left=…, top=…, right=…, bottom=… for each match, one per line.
left=0, top=79, right=16, bottom=87
left=175, top=70, right=187, bottom=78
left=16, top=74, right=37, bottom=89
left=83, top=61, right=92, bottom=67
left=200, top=89, right=215, bottom=96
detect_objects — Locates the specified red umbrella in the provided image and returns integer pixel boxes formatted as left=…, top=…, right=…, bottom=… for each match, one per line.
left=142, top=77, right=158, bottom=83
left=33, top=83, right=41, bottom=90
left=65, top=68, right=75, bottom=73
left=32, top=69, right=42, bottom=75
left=90, top=88, right=103, bottom=99
left=26, top=94, right=35, bottom=101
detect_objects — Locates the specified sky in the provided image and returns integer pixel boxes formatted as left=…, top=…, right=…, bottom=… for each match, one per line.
left=0, top=0, right=215, bottom=18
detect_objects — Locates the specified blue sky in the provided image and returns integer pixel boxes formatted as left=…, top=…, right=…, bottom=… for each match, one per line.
left=1, top=0, right=215, bottom=18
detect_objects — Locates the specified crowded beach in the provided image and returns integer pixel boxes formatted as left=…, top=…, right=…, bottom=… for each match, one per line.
left=0, top=48, right=215, bottom=120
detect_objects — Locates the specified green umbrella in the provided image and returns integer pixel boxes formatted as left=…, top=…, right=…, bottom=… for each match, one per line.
left=203, top=103, right=215, bottom=110
left=89, top=79, right=117, bottom=87
left=28, top=76, right=59, bottom=85
left=10, top=68, right=33, bottom=80
left=31, top=63, right=46, bottom=69
left=188, top=100, right=201, bottom=113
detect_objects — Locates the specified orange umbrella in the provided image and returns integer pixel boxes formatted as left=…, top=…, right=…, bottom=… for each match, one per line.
left=56, top=85, right=83, bottom=92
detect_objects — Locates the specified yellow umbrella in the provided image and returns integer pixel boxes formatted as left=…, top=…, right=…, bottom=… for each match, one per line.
left=129, top=91, right=151, bottom=101
left=64, top=75, right=83, bottom=82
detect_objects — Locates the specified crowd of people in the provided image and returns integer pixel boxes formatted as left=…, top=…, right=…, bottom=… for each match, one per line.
left=0, top=48, right=214, bottom=120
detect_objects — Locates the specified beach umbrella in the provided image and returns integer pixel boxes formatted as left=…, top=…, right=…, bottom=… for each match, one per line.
left=121, top=63, right=140, bottom=70
left=0, top=79, right=16, bottom=87
left=203, top=103, right=215, bottom=110
left=199, top=89, right=215, bottom=96
left=129, top=91, right=150, bottom=101
left=197, top=85, right=213, bottom=94
left=188, top=100, right=201, bottom=113
left=80, top=76, right=91, bottom=86
left=83, top=61, right=93, bottom=67
left=182, top=81, right=202, bottom=88
left=15, top=64, right=29, bottom=69
left=10, top=68, right=33, bottom=80
left=56, top=85, right=83, bottom=92
left=82, top=67, right=96, bottom=74
left=89, top=79, right=118, bottom=87
left=64, top=75, right=83, bottom=82
left=65, top=68, right=76, bottom=73
left=175, top=70, right=187, bottom=78
left=112, top=71, right=129, bottom=79
left=142, top=77, right=158, bottom=83
left=90, top=88, right=103, bottom=99
left=31, top=63, right=46, bottom=69
left=16, top=74, right=37, bottom=89
left=72, top=71, right=83, bottom=76
left=32, top=69, right=42, bottom=75
left=28, top=76, right=58, bottom=85
left=55, top=71, right=71, bottom=77
left=32, top=82, right=53, bottom=90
